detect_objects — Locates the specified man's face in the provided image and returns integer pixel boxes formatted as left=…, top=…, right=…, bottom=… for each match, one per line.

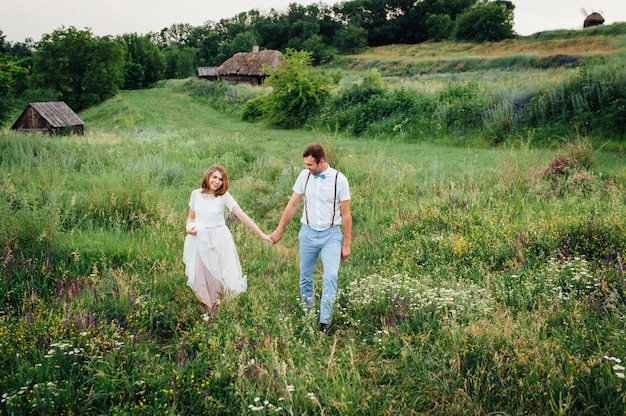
left=304, top=155, right=324, bottom=175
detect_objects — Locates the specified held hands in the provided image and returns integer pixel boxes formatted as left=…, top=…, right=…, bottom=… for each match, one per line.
left=269, top=229, right=283, bottom=245
left=260, top=233, right=273, bottom=243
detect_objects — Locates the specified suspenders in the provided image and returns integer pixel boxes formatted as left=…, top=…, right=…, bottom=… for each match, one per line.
left=304, top=171, right=338, bottom=229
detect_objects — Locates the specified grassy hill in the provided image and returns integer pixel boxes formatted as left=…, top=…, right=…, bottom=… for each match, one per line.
left=343, top=23, right=626, bottom=69
left=1, top=27, right=626, bottom=414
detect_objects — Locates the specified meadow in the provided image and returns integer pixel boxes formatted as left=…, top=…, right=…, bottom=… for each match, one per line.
left=2, top=33, right=626, bottom=414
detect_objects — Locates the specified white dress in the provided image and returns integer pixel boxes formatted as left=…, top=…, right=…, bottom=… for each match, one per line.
left=183, top=189, right=247, bottom=306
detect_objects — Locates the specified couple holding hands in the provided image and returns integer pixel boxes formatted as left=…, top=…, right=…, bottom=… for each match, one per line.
left=183, top=143, right=351, bottom=334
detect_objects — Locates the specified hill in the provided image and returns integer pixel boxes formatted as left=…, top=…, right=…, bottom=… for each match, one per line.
left=339, top=23, right=626, bottom=74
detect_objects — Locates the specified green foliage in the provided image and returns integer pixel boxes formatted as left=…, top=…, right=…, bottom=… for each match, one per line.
left=436, top=81, right=488, bottom=129
left=426, top=13, right=455, bottom=41
left=30, top=27, right=125, bottom=110
left=0, top=59, right=25, bottom=124
left=217, top=30, right=260, bottom=64
left=258, top=49, right=331, bottom=128
left=162, top=45, right=196, bottom=79
left=2, top=71, right=625, bottom=416
left=319, top=71, right=491, bottom=139
left=241, top=95, right=266, bottom=121
left=517, top=59, right=626, bottom=138
left=185, top=78, right=266, bottom=115
left=118, top=33, right=166, bottom=89
left=336, top=68, right=386, bottom=105
left=454, top=0, right=515, bottom=42
left=524, top=22, right=626, bottom=41
left=333, top=25, right=368, bottom=54
left=196, top=31, right=222, bottom=66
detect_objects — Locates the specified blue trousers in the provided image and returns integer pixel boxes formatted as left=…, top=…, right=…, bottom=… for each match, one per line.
left=298, top=225, right=343, bottom=324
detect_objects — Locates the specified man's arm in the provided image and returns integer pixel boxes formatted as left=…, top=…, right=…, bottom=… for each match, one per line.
left=270, top=192, right=303, bottom=244
left=340, top=199, right=351, bottom=259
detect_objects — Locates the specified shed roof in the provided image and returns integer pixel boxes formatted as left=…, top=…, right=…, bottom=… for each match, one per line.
left=197, top=67, right=217, bottom=77
left=217, top=49, right=283, bottom=76
left=29, top=102, right=84, bottom=127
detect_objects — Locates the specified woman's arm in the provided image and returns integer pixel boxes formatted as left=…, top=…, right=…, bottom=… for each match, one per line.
left=232, top=205, right=272, bottom=242
left=186, top=208, right=197, bottom=235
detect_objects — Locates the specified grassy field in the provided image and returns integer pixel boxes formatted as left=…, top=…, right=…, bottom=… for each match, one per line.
left=1, top=37, right=626, bottom=414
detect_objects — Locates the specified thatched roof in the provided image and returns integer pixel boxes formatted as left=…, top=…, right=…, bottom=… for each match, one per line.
left=584, top=12, right=605, bottom=28
left=217, top=49, right=283, bottom=77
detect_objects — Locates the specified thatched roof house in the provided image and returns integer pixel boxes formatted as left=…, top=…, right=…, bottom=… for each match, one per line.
left=11, top=102, right=84, bottom=135
left=216, top=47, right=283, bottom=85
left=197, top=66, right=218, bottom=81
left=583, top=12, right=605, bottom=28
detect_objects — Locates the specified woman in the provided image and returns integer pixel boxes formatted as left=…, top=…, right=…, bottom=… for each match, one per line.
left=183, top=165, right=271, bottom=308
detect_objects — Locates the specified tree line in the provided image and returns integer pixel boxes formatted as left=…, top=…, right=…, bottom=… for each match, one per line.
left=0, top=0, right=515, bottom=124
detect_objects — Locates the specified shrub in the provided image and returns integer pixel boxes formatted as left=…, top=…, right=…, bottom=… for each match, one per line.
left=535, top=153, right=599, bottom=196
left=260, top=49, right=331, bottom=128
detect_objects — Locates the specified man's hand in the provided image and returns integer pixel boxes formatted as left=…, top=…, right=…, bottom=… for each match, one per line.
left=270, top=229, right=283, bottom=245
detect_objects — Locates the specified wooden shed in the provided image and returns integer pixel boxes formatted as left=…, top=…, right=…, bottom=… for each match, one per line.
left=197, top=66, right=218, bottom=81
left=11, top=102, right=84, bottom=135
left=216, top=47, right=283, bottom=85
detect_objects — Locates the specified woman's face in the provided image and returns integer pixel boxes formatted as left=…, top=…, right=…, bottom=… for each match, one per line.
left=208, top=170, right=224, bottom=193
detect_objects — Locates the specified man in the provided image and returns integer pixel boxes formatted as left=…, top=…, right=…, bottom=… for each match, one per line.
left=270, top=143, right=351, bottom=334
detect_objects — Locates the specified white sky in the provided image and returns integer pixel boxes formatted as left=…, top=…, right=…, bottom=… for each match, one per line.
left=1, top=0, right=625, bottom=43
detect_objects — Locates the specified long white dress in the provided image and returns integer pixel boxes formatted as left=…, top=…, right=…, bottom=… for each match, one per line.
left=183, top=189, right=247, bottom=306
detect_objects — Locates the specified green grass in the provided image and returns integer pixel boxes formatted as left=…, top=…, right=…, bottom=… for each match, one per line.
left=1, top=83, right=625, bottom=415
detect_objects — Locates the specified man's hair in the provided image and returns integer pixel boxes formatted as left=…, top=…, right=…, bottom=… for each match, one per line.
left=201, top=164, right=229, bottom=196
left=303, top=143, right=326, bottom=164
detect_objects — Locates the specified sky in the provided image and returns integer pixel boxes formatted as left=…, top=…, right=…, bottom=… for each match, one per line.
left=1, top=0, right=625, bottom=44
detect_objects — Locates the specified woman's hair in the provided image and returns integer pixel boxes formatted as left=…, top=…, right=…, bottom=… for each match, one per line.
left=303, top=143, right=326, bottom=164
left=201, top=164, right=229, bottom=196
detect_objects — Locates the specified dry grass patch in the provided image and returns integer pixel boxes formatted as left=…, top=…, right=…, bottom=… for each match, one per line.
left=349, top=37, right=624, bottom=62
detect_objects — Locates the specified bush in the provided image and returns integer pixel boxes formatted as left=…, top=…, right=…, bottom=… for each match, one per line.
left=241, top=95, right=266, bottom=122
left=260, top=49, right=331, bottom=128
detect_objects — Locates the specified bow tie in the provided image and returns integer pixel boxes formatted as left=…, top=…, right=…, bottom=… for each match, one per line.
left=313, top=173, right=325, bottom=179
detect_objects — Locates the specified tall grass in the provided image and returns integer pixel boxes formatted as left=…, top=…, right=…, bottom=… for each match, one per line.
left=1, top=84, right=625, bottom=415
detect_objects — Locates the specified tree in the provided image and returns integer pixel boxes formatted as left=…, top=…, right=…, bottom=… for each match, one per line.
left=0, top=59, right=29, bottom=124
left=162, top=45, right=196, bottom=79
left=258, top=49, right=331, bottom=128
left=301, top=34, right=337, bottom=65
left=118, top=33, right=166, bottom=88
left=426, top=14, right=454, bottom=41
left=0, top=29, right=7, bottom=54
left=333, top=25, right=368, bottom=54
left=30, top=27, right=125, bottom=110
left=454, top=0, right=515, bottom=42
left=196, top=31, right=222, bottom=66
left=250, top=10, right=289, bottom=51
